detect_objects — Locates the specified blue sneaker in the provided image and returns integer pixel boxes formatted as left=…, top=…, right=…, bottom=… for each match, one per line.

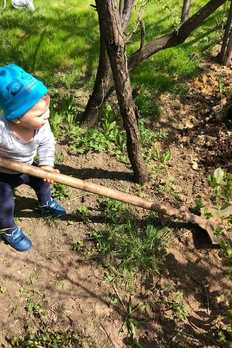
left=40, top=199, right=66, bottom=219
left=3, top=227, right=32, bottom=252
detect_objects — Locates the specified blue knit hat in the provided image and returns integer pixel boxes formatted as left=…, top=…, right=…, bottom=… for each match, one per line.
left=0, top=64, right=48, bottom=120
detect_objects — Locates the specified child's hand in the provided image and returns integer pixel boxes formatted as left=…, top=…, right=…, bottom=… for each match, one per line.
left=40, top=165, right=60, bottom=184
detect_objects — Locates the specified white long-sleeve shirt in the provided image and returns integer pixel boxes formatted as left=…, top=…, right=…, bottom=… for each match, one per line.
left=0, top=114, right=55, bottom=174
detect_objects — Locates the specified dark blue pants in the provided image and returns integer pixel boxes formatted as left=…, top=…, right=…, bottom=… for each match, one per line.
left=0, top=163, right=51, bottom=234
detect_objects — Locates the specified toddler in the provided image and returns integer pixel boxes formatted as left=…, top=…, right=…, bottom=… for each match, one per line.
left=0, top=64, right=66, bottom=252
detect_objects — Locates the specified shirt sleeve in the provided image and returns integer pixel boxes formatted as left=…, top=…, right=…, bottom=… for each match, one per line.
left=0, top=118, right=3, bottom=145
left=37, top=121, right=56, bottom=167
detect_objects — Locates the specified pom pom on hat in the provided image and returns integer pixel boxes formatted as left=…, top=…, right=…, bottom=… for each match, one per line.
left=0, top=64, right=48, bottom=120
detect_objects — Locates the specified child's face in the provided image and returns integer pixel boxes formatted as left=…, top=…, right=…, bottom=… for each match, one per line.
left=16, top=94, right=50, bottom=129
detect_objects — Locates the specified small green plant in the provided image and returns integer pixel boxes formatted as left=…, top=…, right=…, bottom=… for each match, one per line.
left=208, top=167, right=232, bottom=201
left=69, top=104, right=127, bottom=156
left=218, top=76, right=231, bottom=99
left=0, top=285, right=6, bottom=293
left=206, top=167, right=232, bottom=223
left=101, top=104, right=117, bottom=138
left=49, top=92, right=81, bottom=138
left=75, top=206, right=93, bottom=224
left=216, top=309, right=232, bottom=347
left=50, top=279, right=66, bottom=289
left=72, top=240, right=84, bottom=251
left=157, top=285, right=188, bottom=321
left=219, top=239, right=232, bottom=274
left=49, top=112, right=64, bottom=138
left=26, top=298, right=45, bottom=318
left=10, top=326, right=84, bottom=348
left=121, top=297, right=146, bottom=348
left=154, top=148, right=172, bottom=164
left=192, top=194, right=205, bottom=215
left=51, top=183, right=69, bottom=199
left=154, top=173, right=177, bottom=198
left=218, top=76, right=223, bottom=95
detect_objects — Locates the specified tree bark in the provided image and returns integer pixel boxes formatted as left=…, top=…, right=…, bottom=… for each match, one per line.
left=95, top=0, right=148, bottom=184
left=81, top=36, right=111, bottom=128
left=218, top=0, right=232, bottom=65
left=222, top=31, right=232, bottom=66
left=181, top=0, right=191, bottom=24
left=81, top=0, right=136, bottom=127
left=81, top=0, right=227, bottom=126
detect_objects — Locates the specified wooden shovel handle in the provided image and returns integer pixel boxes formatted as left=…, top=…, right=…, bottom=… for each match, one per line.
left=0, top=157, right=221, bottom=244
left=0, top=157, right=182, bottom=216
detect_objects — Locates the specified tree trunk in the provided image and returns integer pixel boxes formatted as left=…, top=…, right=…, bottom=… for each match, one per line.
left=222, top=31, right=232, bottom=66
left=81, top=0, right=138, bottom=127
left=181, top=0, right=191, bottom=24
left=81, top=0, right=226, bottom=126
left=95, top=0, right=148, bottom=184
left=81, top=36, right=111, bottom=127
left=218, top=0, right=232, bottom=65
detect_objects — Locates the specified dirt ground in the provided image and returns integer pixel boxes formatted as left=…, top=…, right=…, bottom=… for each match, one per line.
left=1, top=52, right=232, bottom=348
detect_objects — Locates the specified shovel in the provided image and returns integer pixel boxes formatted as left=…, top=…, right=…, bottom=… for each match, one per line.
left=0, top=156, right=228, bottom=245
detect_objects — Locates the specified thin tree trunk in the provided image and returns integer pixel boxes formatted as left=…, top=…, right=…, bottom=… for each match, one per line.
left=218, top=0, right=232, bottom=64
left=95, top=0, right=148, bottom=184
left=181, top=0, right=191, bottom=24
left=81, top=0, right=137, bottom=127
left=81, top=36, right=111, bottom=127
left=223, top=30, right=232, bottom=66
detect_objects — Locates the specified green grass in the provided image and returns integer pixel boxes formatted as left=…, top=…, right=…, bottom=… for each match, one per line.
left=0, top=0, right=99, bottom=87
left=76, top=198, right=173, bottom=283
left=0, top=0, right=227, bottom=94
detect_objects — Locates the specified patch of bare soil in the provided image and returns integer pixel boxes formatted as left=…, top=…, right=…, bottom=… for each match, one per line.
left=1, top=52, right=232, bottom=348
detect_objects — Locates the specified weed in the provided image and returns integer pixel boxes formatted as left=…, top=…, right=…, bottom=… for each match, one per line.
left=49, top=112, right=64, bottom=138
left=192, top=194, right=205, bottom=215
left=50, top=279, right=66, bottom=289
left=139, top=118, right=168, bottom=148
left=75, top=206, right=93, bottom=224
left=154, top=148, right=172, bottom=164
left=154, top=173, right=177, bottom=198
left=9, top=326, right=84, bottom=348
left=26, top=298, right=45, bottom=318
left=86, top=199, right=172, bottom=281
left=72, top=240, right=84, bottom=251
left=204, top=167, right=232, bottom=224
left=51, top=183, right=70, bottom=199
left=68, top=104, right=170, bottom=164
left=0, top=285, right=6, bottom=293
left=157, top=285, right=188, bottom=321
left=216, top=309, right=232, bottom=347
left=193, top=168, right=232, bottom=226
left=219, top=239, right=232, bottom=274
left=121, top=297, right=147, bottom=348
left=68, top=104, right=127, bottom=157
left=208, top=167, right=232, bottom=201
left=218, top=76, right=231, bottom=99
left=26, top=229, right=33, bottom=236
